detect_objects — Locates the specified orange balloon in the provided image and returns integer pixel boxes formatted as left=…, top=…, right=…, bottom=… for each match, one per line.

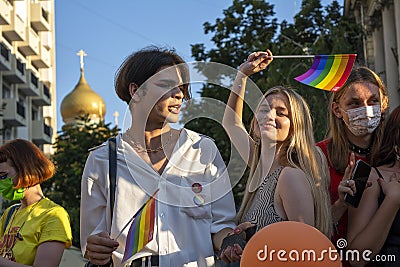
left=241, top=221, right=342, bottom=267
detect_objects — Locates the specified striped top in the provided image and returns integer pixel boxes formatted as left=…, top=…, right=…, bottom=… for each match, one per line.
left=243, top=166, right=285, bottom=231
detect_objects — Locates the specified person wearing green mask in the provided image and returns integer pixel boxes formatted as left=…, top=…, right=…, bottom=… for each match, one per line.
left=0, top=174, right=25, bottom=201
left=0, top=139, right=72, bottom=266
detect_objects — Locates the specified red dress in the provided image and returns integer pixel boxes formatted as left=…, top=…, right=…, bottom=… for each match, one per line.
left=317, top=139, right=369, bottom=267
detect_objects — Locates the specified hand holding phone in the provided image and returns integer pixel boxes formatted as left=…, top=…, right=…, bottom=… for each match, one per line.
left=217, top=232, right=246, bottom=259
left=344, top=159, right=371, bottom=208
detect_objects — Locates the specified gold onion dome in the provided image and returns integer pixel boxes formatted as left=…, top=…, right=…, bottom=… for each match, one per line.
left=60, top=68, right=106, bottom=124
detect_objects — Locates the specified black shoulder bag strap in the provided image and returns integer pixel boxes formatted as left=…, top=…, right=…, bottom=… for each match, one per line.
left=108, top=137, right=117, bottom=220
left=85, top=141, right=116, bottom=267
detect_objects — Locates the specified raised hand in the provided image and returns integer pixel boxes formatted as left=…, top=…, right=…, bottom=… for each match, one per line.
left=238, top=50, right=273, bottom=76
left=338, top=152, right=357, bottom=203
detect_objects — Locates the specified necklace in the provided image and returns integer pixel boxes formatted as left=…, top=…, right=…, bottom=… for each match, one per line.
left=349, top=142, right=371, bottom=156
left=2, top=196, right=44, bottom=259
left=125, top=130, right=173, bottom=153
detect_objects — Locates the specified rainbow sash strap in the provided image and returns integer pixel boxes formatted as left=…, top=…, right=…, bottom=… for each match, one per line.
left=294, top=54, right=356, bottom=91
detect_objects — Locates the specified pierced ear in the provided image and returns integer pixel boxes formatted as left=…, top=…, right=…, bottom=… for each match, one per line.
left=331, top=102, right=343, bottom=119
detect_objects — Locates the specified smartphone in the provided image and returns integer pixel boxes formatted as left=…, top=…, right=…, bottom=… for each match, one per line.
left=245, top=225, right=257, bottom=241
left=344, top=159, right=371, bottom=208
left=217, top=233, right=246, bottom=259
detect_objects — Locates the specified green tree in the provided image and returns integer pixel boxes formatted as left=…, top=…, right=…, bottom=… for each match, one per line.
left=188, top=0, right=278, bottom=206
left=185, top=0, right=363, bottom=205
left=42, top=115, right=119, bottom=247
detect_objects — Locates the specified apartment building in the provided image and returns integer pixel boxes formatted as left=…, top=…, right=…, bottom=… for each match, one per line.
left=0, top=0, right=56, bottom=154
left=345, top=0, right=400, bottom=109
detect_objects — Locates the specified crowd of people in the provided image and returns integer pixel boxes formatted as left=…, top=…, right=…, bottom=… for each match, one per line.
left=0, top=46, right=398, bottom=267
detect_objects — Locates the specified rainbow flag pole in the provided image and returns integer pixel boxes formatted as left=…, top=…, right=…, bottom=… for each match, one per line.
left=270, top=55, right=315, bottom=58
left=259, top=53, right=357, bottom=92
left=119, top=189, right=159, bottom=264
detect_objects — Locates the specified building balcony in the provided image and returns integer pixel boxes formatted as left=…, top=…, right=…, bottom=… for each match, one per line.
left=32, top=119, right=52, bottom=144
left=19, top=69, right=40, bottom=96
left=39, top=67, right=52, bottom=87
left=32, top=82, right=51, bottom=106
left=2, top=10, right=25, bottom=41
left=31, top=43, right=50, bottom=68
left=40, top=31, right=52, bottom=50
left=16, top=27, right=40, bottom=56
left=3, top=55, right=26, bottom=84
left=0, top=42, right=11, bottom=71
left=0, top=0, right=12, bottom=25
left=3, top=98, right=26, bottom=126
left=30, top=3, right=50, bottom=32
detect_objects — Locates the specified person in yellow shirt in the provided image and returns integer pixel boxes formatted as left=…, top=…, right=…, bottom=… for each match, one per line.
left=0, top=139, right=72, bottom=266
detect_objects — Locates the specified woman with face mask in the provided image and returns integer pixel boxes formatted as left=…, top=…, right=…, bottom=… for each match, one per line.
left=316, top=66, right=389, bottom=266
left=0, top=139, right=72, bottom=266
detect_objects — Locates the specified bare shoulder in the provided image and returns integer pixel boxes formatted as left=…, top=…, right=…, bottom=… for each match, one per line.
left=279, top=167, right=308, bottom=181
left=363, top=167, right=381, bottom=196
left=277, top=167, right=310, bottom=189
left=368, top=167, right=380, bottom=181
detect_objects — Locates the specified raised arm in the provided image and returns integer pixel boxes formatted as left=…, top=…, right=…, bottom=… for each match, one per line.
left=222, top=50, right=273, bottom=167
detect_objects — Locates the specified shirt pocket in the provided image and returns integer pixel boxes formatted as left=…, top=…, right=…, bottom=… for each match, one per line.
left=180, top=204, right=212, bottom=219
left=179, top=176, right=212, bottom=220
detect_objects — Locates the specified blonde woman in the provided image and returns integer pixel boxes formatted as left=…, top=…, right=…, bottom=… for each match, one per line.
left=221, top=51, right=332, bottom=262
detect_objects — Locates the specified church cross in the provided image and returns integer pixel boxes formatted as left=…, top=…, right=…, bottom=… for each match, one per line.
left=76, top=49, right=87, bottom=70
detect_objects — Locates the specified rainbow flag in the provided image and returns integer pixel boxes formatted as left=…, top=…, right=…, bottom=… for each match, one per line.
left=294, top=54, right=356, bottom=91
left=122, top=190, right=158, bottom=263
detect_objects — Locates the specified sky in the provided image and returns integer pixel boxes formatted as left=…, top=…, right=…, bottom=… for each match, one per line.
left=55, top=0, right=340, bottom=131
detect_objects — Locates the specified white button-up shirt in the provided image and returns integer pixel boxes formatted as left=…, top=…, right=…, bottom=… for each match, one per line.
left=80, top=129, right=236, bottom=267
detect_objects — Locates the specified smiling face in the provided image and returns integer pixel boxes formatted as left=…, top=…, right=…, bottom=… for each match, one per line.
left=254, top=93, right=291, bottom=143
left=134, top=65, right=185, bottom=127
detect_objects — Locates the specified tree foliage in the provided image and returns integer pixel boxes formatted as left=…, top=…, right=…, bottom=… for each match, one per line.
left=42, top=115, right=119, bottom=247
left=185, top=0, right=363, bottom=206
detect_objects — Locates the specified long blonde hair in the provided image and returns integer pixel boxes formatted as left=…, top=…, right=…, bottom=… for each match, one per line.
left=237, top=86, right=332, bottom=237
left=328, top=66, right=389, bottom=173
